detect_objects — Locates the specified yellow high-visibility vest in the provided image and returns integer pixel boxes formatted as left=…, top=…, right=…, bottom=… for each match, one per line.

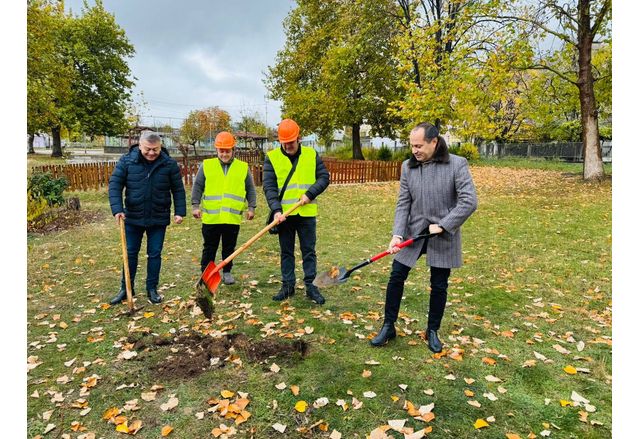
left=268, top=146, right=317, bottom=217
left=201, top=158, right=248, bottom=224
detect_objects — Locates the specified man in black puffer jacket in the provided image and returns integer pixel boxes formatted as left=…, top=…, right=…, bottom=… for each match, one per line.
left=108, top=131, right=186, bottom=304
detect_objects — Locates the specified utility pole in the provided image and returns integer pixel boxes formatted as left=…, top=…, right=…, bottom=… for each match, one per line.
left=265, top=96, right=269, bottom=150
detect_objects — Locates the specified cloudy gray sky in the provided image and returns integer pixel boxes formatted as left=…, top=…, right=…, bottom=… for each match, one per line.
left=64, top=0, right=295, bottom=128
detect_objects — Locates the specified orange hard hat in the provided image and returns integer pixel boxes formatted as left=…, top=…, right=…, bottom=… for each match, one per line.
left=214, top=131, right=235, bottom=149
left=278, top=118, right=300, bottom=143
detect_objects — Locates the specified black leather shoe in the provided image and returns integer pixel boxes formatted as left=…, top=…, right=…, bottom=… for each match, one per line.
left=305, top=285, right=325, bottom=305
left=370, top=322, right=396, bottom=347
left=427, top=329, right=442, bottom=353
left=147, top=289, right=162, bottom=304
left=109, top=288, right=134, bottom=305
left=272, top=284, right=295, bottom=301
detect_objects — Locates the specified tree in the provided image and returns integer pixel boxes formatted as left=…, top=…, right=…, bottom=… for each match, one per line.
left=500, top=0, right=611, bottom=180
left=390, top=0, right=531, bottom=143
left=177, top=107, right=232, bottom=165
left=27, top=0, right=135, bottom=157
left=60, top=1, right=135, bottom=145
left=521, top=41, right=611, bottom=143
left=27, top=0, right=73, bottom=154
left=235, top=111, right=269, bottom=137
left=266, top=0, right=403, bottom=159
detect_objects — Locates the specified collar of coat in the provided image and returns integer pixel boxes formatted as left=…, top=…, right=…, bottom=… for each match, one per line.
left=407, top=144, right=450, bottom=168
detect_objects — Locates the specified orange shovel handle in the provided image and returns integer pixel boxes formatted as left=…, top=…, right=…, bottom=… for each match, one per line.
left=213, top=199, right=305, bottom=274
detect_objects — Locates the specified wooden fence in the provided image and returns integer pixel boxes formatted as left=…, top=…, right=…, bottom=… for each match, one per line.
left=31, top=158, right=403, bottom=192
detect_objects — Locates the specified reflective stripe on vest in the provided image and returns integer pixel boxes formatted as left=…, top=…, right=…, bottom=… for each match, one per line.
left=268, top=146, right=318, bottom=217
left=201, top=158, right=248, bottom=224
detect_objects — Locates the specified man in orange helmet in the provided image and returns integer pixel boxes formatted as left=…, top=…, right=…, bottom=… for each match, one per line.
left=191, top=131, right=257, bottom=285
left=263, top=118, right=330, bottom=304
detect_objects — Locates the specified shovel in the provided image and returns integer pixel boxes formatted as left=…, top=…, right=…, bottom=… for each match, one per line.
left=313, top=231, right=438, bottom=288
left=117, top=217, right=144, bottom=316
left=196, top=200, right=305, bottom=318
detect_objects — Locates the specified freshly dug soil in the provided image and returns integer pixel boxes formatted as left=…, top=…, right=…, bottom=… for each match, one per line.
left=129, top=332, right=308, bottom=380
left=28, top=208, right=107, bottom=234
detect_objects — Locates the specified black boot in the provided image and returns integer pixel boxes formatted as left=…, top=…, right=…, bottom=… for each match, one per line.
left=305, top=285, right=325, bottom=305
left=272, top=284, right=295, bottom=301
left=147, top=288, right=162, bottom=304
left=427, top=329, right=442, bottom=353
left=370, top=322, right=396, bottom=347
left=109, top=288, right=134, bottom=305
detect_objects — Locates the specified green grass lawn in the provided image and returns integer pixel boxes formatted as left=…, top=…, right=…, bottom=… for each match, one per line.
left=27, top=165, right=611, bottom=438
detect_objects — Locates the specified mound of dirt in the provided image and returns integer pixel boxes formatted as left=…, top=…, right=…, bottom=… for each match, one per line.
left=129, top=332, right=308, bottom=380
left=28, top=208, right=107, bottom=234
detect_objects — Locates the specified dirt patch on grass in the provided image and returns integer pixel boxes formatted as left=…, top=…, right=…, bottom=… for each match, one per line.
left=129, top=332, right=308, bottom=380
left=28, top=208, right=107, bottom=234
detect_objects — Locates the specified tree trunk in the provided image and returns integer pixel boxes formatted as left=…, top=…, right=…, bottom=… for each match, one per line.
left=577, top=0, right=603, bottom=181
left=28, top=133, right=35, bottom=154
left=351, top=123, right=364, bottom=160
left=51, top=126, right=63, bottom=157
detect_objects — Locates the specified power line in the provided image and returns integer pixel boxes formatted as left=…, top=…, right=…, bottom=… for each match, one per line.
left=144, top=98, right=278, bottom=109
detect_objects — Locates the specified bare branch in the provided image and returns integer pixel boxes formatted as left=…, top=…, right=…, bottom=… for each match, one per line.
left=541, top=0, right=579, bottom=30
left=593, top=73, right=611, bottom=83
left=495, top=15, right=576, bottom=47
left=591, top=0, right=611, bottom=37
left=515, top=63, right=578, bottom=86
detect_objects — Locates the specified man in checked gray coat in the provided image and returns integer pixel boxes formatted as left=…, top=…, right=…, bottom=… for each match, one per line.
left=370, top=122, right=478, bottom=352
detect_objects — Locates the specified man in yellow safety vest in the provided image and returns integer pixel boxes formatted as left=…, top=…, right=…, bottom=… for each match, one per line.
left=263, top=118, right=330, bottom=304
left=191, top=131, right=257, bottom=285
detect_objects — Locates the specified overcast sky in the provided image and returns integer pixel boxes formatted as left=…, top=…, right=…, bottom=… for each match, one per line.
left=64, top=0, right=295, bottom=128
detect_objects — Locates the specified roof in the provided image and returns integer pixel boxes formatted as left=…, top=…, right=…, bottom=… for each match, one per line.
left=234, top=130, right=267, bottom=140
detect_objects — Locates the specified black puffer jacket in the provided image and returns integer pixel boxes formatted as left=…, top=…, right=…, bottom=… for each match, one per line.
left=108, top=145, right=186, bottom=227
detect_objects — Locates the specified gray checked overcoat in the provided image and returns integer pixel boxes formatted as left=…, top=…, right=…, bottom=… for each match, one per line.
left=392, top=150, right=478, bottom=269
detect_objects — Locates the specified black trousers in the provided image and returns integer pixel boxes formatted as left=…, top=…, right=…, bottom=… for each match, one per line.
left=384, top=259, right=451, bottom=331
left=200, top=224, right=240, bottom=273
left=277, top=215, right=317, bottom=287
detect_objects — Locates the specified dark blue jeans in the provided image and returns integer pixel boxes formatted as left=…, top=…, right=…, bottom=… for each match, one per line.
left=277, top=215, right=317, bottom=287
left=384, top=260, right=451, bottom=331
left=120, top=223, right=167, bottom=292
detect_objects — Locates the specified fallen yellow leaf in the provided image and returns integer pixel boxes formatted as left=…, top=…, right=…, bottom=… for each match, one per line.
left=294, top=400, right=308, bottom=413
left=560, top=400, right=574, bottom=407
left=290, top=385, right=300, bottom=396
left=474, top=419, right=489, bottom=429
left=220, top=390, right=235, bottom=398
left=563, top=365, right=577, bottom=375
left=506, top=433, right=522, bottom=439
left=161, top=425, right=173, bottom=436
left=115, top=422, right=129, bottom=433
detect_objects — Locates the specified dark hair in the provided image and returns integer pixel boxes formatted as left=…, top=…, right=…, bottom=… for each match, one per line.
left=410, top=122, right=449, bottom=164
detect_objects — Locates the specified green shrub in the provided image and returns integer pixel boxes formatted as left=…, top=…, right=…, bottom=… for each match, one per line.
left=452, top=143, right=480, bottom=161
left=376, top=145, right=392, bottom=161
left=392, top=148, right=412, bottom=162
left=28, top=172, right=69, bottom=206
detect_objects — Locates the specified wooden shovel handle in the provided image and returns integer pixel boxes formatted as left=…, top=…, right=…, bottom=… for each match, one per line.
left=119, top=217, right=134, bottom=311
left=214, top=199, right=305, bottom=273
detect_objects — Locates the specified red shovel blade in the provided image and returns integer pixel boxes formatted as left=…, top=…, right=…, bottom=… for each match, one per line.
left=200, top=261, right=222, bottom=294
